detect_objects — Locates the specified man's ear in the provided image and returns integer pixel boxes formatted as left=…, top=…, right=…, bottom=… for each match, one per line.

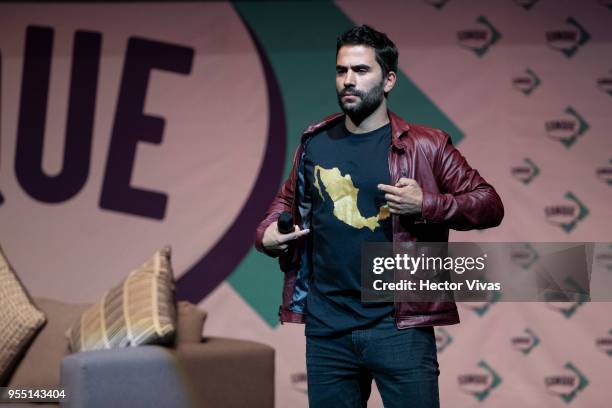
left=384, top=71, right=397, bottom=94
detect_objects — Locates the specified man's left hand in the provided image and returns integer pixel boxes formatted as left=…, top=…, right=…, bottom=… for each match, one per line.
left=378, top=178, right=423, bottom=215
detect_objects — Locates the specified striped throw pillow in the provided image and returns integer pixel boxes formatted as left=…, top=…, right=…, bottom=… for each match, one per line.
left=0, top=245, right=47, bottom=385
left=67, top=246, right=177, bottom=352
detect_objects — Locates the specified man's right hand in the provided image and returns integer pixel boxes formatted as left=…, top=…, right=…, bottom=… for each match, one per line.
left=262, top=221, right=310, bottom=254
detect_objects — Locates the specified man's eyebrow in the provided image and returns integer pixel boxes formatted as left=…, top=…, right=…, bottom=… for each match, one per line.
left=335, top=64, right=371, bottom=70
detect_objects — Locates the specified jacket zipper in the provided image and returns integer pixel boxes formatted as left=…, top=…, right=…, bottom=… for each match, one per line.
left=388, top=143, right=398, bottom=321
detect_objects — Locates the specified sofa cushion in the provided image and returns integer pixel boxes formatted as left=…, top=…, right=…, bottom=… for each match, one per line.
left=0, top=245, right=46, bottom=386
left=66, top=246, right=177, bottom=352
left=7, top=298, right=90, bottom=388
left=7, top=299, right=202, bottom=389
left=176, top=301, right=207, bottom=344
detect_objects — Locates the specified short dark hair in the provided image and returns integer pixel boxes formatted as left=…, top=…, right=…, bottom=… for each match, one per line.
left=336, top=25, right=398, bottom=77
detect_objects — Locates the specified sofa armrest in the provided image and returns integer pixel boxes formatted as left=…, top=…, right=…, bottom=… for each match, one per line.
left=171, top=337, right=275, bottom=408
left=59, top=345, right=196, bottom=408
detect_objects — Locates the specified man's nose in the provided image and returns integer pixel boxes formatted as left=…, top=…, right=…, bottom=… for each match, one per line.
left=344, top=70, right=356, bottom=87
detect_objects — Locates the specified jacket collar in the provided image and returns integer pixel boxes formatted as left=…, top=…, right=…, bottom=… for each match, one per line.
left=301, top=110, right=411, bottom=149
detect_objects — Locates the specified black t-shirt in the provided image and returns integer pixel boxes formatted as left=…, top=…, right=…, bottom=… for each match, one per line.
left=303, top=120, right=394, bottom=336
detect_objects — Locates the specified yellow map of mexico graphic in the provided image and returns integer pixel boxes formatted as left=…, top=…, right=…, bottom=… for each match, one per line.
left=313, top=165, right=390, bottom=231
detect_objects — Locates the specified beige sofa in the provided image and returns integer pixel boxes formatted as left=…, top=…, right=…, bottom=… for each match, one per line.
left=2, top=298, right=274, bottom=408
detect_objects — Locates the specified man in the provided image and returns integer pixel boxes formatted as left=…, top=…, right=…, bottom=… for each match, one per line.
left=255, top=25, right=504, bottom=408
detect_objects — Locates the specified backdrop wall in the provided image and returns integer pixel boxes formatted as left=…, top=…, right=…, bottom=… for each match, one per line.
left=1, top=1, right=611, bottom=407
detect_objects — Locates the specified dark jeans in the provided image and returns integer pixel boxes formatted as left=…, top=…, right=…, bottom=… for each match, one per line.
left=306, top=314, right=440, bottom=408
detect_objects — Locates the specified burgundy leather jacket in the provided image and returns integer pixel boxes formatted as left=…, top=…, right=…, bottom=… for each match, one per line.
left=255, top=111, right=504, bottom=329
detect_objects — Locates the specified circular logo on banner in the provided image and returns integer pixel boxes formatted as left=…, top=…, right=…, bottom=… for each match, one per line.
left=0, top=3, right=285, bottom=304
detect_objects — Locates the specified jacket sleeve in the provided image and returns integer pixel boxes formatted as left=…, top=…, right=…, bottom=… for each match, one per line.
left=420, top=132, right=504, bottom=230
left=254, top=145, right=301, bottom=256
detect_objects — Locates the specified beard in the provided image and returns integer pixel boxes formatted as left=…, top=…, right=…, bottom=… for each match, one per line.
left=336, top=79, right=385, bottom=126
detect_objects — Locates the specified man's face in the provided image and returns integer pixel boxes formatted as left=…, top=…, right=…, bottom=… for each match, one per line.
left=336, top=45, right=386, bottom=124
